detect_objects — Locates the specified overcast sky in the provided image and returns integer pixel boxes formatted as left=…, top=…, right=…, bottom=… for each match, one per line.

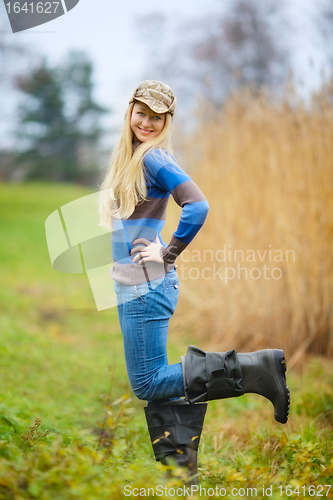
left=0, top=0, right=329, bottom=150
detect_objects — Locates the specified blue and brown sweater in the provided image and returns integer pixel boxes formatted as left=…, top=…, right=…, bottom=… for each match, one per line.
left=110, top=148, right=209, bottom=284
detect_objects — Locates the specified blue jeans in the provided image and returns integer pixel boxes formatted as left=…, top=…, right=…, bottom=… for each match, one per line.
left=114, top=269, right=185, bottom=405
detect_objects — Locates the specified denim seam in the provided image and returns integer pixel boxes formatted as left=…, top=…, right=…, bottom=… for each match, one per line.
left=134, top=285, right=146, bottom=304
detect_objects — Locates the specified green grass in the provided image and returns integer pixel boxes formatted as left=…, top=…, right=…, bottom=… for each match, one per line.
left=0, top=182, right=332, bottom=499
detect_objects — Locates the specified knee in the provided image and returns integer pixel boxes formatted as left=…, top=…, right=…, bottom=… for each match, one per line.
left=131, top=381, right=154, bottom=401
left=132, top=386, right=151, bottom=401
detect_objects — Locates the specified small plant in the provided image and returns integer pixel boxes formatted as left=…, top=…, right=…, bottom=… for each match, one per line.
left=97, top=368, right=136, bottom=459
left=17, top=418, right=49, bottom=452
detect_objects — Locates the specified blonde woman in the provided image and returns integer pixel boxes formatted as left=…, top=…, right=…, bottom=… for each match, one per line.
left=99, top=80, right=290, bottom=484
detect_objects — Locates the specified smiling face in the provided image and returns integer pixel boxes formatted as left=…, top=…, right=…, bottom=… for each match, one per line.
left=130, top=101, right=166, bottom=143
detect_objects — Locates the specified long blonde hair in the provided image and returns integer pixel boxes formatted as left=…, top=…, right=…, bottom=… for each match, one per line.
left=99, top=102, right=174, bottom=231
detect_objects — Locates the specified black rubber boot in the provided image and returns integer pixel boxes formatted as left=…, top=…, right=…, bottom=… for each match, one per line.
left=144, top=400, right=207, bottom=485
left=182, top=347, right=290, bottom=424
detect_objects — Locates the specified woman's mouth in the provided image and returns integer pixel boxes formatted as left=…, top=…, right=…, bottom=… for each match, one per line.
left=138, top=127, right=153, bottom=135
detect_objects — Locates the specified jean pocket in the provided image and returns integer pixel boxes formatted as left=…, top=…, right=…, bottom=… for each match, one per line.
left=163, top=271, right=179, bottom=291
left=114, top=281, right=142, bottom=306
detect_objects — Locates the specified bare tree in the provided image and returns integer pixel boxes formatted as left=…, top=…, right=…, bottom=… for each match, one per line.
left=136, top=0, right=290, bottom=107
left=195, top=0, right=289, bottom=102
left=315, top=0, right=333, bottom=72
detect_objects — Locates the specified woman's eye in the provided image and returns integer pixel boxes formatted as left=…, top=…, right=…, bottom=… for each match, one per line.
left=153, top=116, right=161, bottom=120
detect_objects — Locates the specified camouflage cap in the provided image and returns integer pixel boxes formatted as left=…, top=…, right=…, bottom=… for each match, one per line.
left=129, top=80, right=176, bottom=115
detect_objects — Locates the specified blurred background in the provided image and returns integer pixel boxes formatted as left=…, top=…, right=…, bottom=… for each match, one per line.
left=0, top=0, right=332, bottom=365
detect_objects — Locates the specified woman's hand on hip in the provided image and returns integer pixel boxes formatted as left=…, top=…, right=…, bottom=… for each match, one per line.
left=131, top=236, right=164, bottom=264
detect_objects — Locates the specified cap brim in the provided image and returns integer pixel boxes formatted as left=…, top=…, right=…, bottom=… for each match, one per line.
left=133, top=97, right=171, bottom=115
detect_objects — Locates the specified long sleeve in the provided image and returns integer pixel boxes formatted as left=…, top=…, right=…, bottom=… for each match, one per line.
left=144, top=149, right=209, bottom=264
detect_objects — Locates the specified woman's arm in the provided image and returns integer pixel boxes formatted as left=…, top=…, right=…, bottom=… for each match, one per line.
left=142, top=149, right=209, bottom=264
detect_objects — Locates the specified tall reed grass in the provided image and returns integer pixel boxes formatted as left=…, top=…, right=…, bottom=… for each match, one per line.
left=169, top=81, right=333, bottom=365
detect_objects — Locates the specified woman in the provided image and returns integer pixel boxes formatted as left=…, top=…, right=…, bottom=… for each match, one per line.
left=99, top=80, right=290, bottom=484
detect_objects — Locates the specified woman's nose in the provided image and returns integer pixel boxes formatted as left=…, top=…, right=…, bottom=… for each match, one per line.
left=142, top=116, right=151, bottom=127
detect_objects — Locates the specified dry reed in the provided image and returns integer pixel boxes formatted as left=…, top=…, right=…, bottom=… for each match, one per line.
left=167, top=81, right=333, bottom=364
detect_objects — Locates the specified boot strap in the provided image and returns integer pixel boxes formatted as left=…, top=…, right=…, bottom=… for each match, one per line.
left=207, top=368, right=243, bottom=400
left=184, top=347, right=244, bottom=401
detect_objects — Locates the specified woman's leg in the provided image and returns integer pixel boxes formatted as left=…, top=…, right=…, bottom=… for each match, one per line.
left=115, top=270, right=290, bottom=423
left=114, top=270, right=289, bottom=484
left=115, top=271, right=206, bottom=483
left=115, top=270, right=185, bottom=404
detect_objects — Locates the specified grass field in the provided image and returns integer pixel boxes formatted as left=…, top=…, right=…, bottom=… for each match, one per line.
left=0, top=181, right=332, bottom=499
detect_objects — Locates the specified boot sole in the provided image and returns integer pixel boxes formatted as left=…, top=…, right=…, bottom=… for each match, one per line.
left=273, top=349, right=290, bottom=424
